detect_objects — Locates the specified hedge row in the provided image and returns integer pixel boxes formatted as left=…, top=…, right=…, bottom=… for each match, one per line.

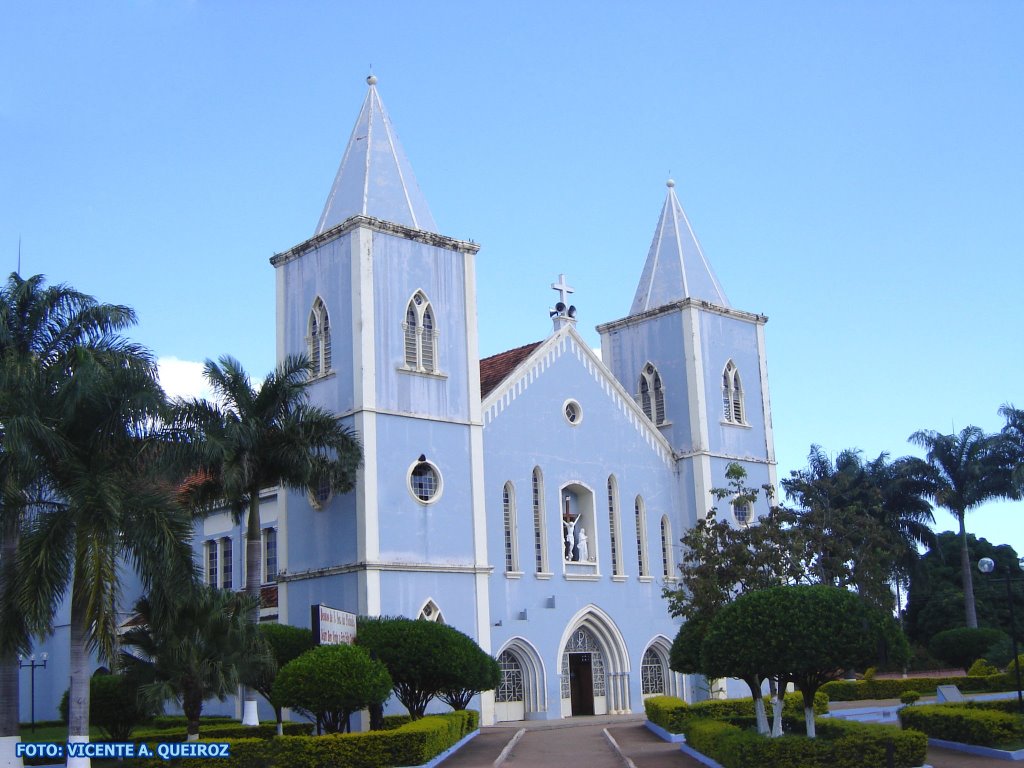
left=147, top=716, right=237, bottom=730
left=644, top=692, right=829, bottom=734
left=899, top=703, right=1024, bottom=748
left=821, top=672, right=1013, bottom=701
left=685, top=717, right=927, bottom=768
left=129, top=710, right=478, bottom=768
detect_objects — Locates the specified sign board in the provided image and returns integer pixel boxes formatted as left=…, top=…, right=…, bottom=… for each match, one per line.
left=936, top=684, right=964, bottom=703
left=311, top=604, right=356, bottom=645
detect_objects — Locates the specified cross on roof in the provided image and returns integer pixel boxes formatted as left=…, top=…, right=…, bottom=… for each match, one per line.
left=551, top=274, right=575, bottom=306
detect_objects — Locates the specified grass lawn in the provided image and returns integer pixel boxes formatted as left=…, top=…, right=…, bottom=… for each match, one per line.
left=19, top=725, right=104, bottom=742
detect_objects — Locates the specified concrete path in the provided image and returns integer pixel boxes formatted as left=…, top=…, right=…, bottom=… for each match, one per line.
left=438, top=715, right=703, bottom=768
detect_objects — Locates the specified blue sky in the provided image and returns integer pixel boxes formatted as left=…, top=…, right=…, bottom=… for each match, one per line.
left=3, top=2, right=1022, bottom=552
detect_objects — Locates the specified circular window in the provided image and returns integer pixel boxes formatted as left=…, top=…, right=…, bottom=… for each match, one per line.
left=563, top=399, right=582, bottom=426
left=309, top=475, right=333, bottom=510
left=733, top=500, right=752, bottom=526
left=408, top=459, right=442, bottom=504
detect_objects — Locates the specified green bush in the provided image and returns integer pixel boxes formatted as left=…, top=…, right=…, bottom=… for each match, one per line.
left=900, top=690, right=921, bottom=705
left=929, top=627, right=1008, bottom=670
left=57, top=674, right=156, bottom=739
left=131, top=711, right=476, bottom=768
left=682, top=716, right=926, bottom=768
left=1006, top=654, right=1024, bottom=674
left=644, top=692, right=828, bottom=734
left=968, top=658, right=1000, bottom=677
left=900, top=703, right=1024, bottom=747
left=148, top=715, right=236, bottom=730
left=821, top=672, right=1014, bottom=701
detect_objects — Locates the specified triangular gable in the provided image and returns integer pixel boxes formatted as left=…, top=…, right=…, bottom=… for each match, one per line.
left=481, top=326, right=675, bottom=466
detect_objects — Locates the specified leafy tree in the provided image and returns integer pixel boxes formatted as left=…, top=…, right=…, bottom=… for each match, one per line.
left=174, top=355, right=362, bottom=718
left=436, top=629, right=500, bottom=710
left=700, top=603, right=772, bottom=735
left=120, top=589, right=269, bottom=740
left=904, top=531, right=1024, bottom=644
left=357, top=617, right=485, bottom=719
left=706, top=585, right=895, bottom=738
left=782, top=446, right=934, bottom=611
left=250, top=624, right=316, bottom=734
left=928, top=627, right=1008, bottom=672
left=0, top=272, right=140, bottom=744
left=909, top=427, right=1017, bottom=628
left=272, top=644, right=391, bottom=734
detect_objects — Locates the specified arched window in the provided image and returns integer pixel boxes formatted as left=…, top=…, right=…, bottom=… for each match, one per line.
left=607, top=476, right=622, bottom=576
left=638, top=363, right=666, bottom=425
left=496, top=651, right=524, bottom=703
left=641, top=647, right=667, bottom=696
left=418, top=599, right=445, bottom=624
left=635, top=496, right=649, bottom=578
left=307, top=298, right=331, bottom=377
left=722, top=360, right=744, bottom=424
left=660, top=515, right=673, bottom=578
left=403, top=291, right=438, bottom=373
left=532, top=468, right=548, bottom=573
left=503, top=482, right=519, bottom=573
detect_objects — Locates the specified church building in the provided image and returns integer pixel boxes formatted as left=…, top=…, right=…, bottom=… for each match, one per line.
left=20, top=75, right=777, bottom=726
left=218, top=74, right=779, bottom=723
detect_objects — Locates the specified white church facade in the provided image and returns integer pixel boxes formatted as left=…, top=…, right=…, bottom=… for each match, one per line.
left=20, top=76, right=777, bottom=725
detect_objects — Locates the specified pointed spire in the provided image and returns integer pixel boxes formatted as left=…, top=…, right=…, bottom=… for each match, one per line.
left=315, top=75, right=438, bottom=235
left=629, top=179, right=729, bottom=314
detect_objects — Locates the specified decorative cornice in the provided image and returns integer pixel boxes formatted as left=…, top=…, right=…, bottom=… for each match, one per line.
left=597, top=298, right=767, bottom=335
left=270, top=215, right=480, bottom=268
left=277, top=559, right=494, bottom=583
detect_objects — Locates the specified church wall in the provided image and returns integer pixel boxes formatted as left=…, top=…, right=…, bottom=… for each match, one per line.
left=281, top=483, right=359, bottom=574
left=372, top=413, right=477, bottom=564
left=370, top=233, right=471, bottom=422
left=278, top=234, right=356, bottom=415
left=599, top=310, right=695, bottom=454
left=698, top=312, right=769, bottom=461
left=483, top=341, right=683, bottom=718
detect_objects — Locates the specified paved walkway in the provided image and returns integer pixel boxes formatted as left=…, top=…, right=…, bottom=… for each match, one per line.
left=439, top=712, right=1016, bottom=768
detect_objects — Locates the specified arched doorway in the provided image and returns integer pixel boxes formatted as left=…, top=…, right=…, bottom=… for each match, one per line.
left=494, top=637, right=547, bottom=722
left=557, top=606, right=631, bottom=717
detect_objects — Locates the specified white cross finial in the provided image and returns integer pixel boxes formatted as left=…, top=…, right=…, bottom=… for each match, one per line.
left=551, top=273, right=574, bottom=306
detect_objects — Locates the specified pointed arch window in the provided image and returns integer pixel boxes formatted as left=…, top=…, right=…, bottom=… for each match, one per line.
left=532, top=468, right=548, bottom=574
left=635, top=496, right=649, bottom=578
left=403, top=291, right=438, bottom=373
left=503, top=482, right=519, bottom=574
left=418, top=599, right=445, bottom=624
left=641, top=647, right=668, bottom=696
left=638, top=363, right=666, bottom=425
left=722, top=360, right=745, bottom=425
left=660, top=516, right=674, bottom=579
left=496, top=651, right=524, bottom=703
left=307, top=298, right=331, bottom=377
left=608, top=476, right=622, bottom=576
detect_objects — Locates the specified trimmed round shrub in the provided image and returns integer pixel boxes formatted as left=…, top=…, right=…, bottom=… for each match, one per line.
left=928, top=627, right=1008, bottom=671
left=967, top=658, right=1000, bottom=677
left=273, top=643, right=392, bottom=733
left=900, top=690, right=921, bottom=705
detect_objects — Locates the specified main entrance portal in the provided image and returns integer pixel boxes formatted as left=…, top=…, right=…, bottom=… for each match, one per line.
left=568, top=653, right=595, bottom=715
left=560, top=628, right=607, bottom=717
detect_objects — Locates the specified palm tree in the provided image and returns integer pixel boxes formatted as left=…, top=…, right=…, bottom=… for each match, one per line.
left=909, top=426, right=1017, bottom=628
left=175, top=355, right=361, bottom=722
left=17, top=336, right=197, bottom=768
left=121, top=588, right=268, bottom=740
left=0, top=273, right=138, bottom=756
left=999, top=404, right=1024, bottom=493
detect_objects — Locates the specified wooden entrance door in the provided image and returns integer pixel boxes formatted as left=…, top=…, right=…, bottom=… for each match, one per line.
left=568, top=653, right=595, bottom=716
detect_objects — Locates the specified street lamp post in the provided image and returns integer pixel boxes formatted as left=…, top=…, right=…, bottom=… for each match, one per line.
left=978, top=557, right=1024, bottom=714
left=17, top=652, right=48, bottom=732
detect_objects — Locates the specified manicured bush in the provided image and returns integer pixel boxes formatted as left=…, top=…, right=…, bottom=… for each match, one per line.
left=273, top=643, right=392, bottom=733
left=681, top=716, right=926, bottom=768
left=131, top=711, right=476, bottom=768
left=900, top=690, right=921, bottom=705
left=148, top=715, right=236, bottom=730
left=900, top=703, right=1024, bottom=748
left=821, top=672, right=1014, bottom=701
left=644, top=692, right=827, bottom=734
left=644, top=695, right=689, bottom=732
left=57, top=673, right=156, bottom=739
left=968, top=658, right=1000, bottom=677
left=929, top=627, right=1008, bottom=671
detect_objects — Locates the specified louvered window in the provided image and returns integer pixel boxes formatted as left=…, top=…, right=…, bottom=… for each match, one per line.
left=638, top=363, right=666, bottom=425
left=421, top=306, right=435, bottom=372
left=308, top=298, right=331, bottom=377
left=403, top=291, right=438, bottom=373
left=722, top=361, right=745, bottom=424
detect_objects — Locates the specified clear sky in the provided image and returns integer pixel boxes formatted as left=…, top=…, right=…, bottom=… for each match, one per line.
left=3, top=2, right=1022, bottom=553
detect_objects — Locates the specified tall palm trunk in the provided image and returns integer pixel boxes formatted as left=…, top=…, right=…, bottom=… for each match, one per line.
left=67, top=578, right=91, bottom=768
left=0, top=521, right=22, bottom=747
left=959, top=512, right=978, bottom=628
left=241, top=492, right=261, bottom=725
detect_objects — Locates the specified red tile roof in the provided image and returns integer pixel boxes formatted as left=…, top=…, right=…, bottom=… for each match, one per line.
left=479, top=341, right=543, bottom=398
